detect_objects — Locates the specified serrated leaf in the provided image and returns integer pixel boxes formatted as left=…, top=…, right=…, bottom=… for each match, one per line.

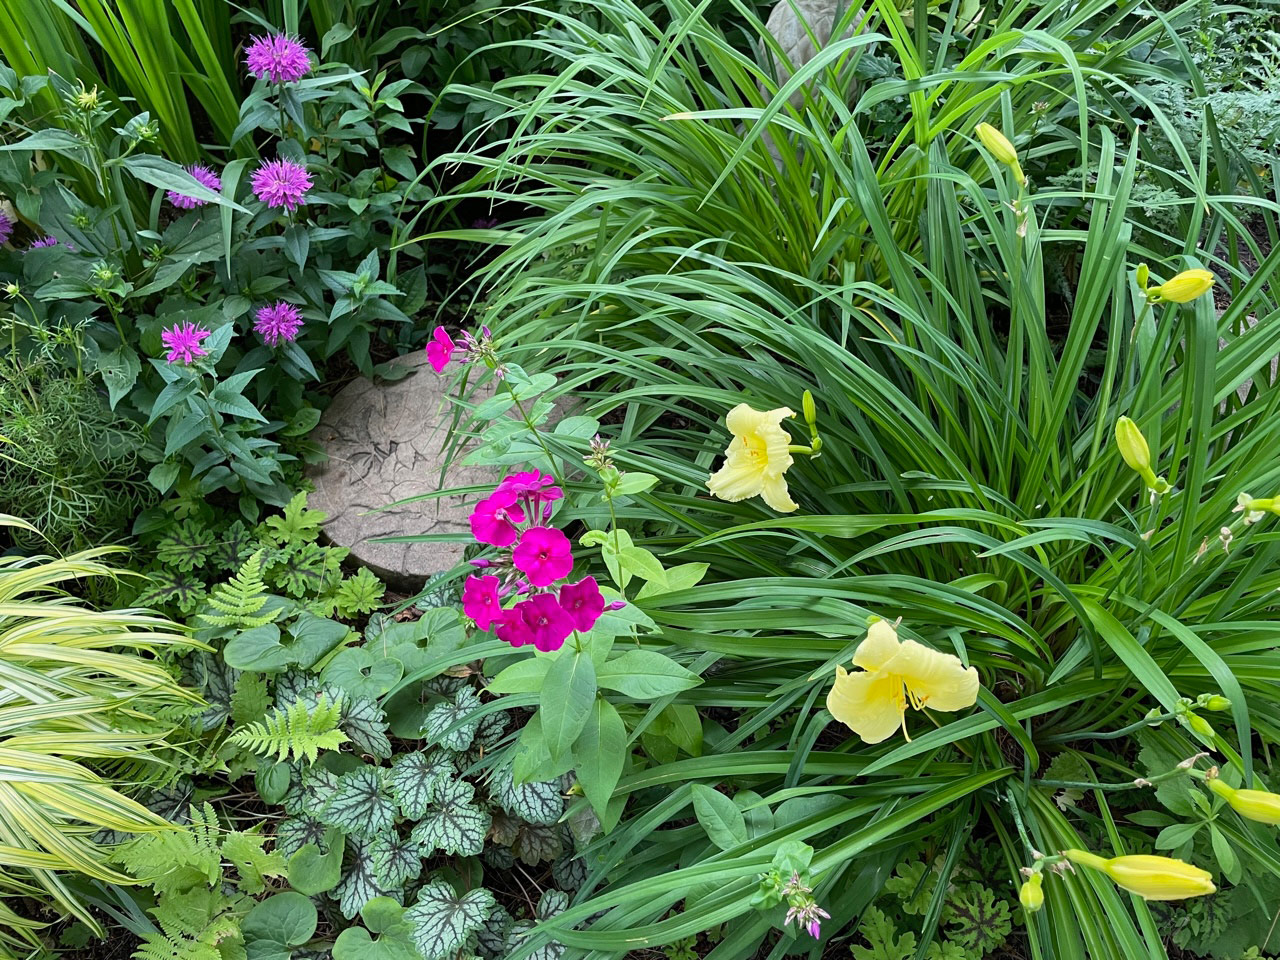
left=369, top=834, right=422, bottom=888
left=283, top=766, right=339, bottom=818
left=423, top=688, right=482, bottom=752
left=490, top=763, right=563, bottom=826
left=275, top=816, right=329, bottom=858
left=510, top=822, right=562, bottom=866
left=410, top=779, right=490, bottom=857
left=389, top=752, right=454, bottom=819
left=405, top=881, right=494, bottom=960
left=342, top=694, right=393, bottom=758
left=320, top=768, right=396, bottom=838
left=336, top=837, right=395, bottom=920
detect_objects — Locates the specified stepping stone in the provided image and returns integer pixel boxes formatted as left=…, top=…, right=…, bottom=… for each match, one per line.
left=307, top=352, right=500, bottom=588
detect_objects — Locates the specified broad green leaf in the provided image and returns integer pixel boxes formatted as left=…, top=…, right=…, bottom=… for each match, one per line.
left=287, top=828, right=344, bottom=895
left=243, top=892, right=317, bottom=960
left=572, top=698, right=626, bottom=818
left=690, top=784, right=748, bottom=851
left=596, top=650, right=701, bottom=699
left=540, top=651, right=596, bottom=761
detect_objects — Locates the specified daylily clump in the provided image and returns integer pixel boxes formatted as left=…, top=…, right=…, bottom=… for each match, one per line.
left=706, top=403, right=798, bottom=513
left=462, top=472, right=620, bottom=651
left=826, top=619, right=979, bottom=743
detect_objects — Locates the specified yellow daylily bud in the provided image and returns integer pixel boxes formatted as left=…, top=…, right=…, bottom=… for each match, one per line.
left=1114, top=416, right=1169, bottom=494
left=1208, top=778, right=1280, bottom=825
left=1187, top=713, right=1216, bottom=739
left=1115, top=416, right=1151, bottom=474
left=802, top=390, right=817, bottom=428
left=975, top=122, right=1018, bottom=166
left=1150, top=268, right=1215, bottom=304
left=1064, top=849, right=1216, bottom=901
left=1202, top=695, right=1231, bottom=712
left=1136, top=263, right=1149, bottom=291
left=974, top=122, right=1027, bottom=186
left=1019, top=873, right=1044, bottom=913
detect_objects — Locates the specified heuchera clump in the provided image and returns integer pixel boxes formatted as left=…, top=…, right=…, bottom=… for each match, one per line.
left=463, top=471, right=616, bottom=652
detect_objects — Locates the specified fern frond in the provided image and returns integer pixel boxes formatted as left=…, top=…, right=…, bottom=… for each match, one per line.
left=227, top=694, right=348, bottom=764
left=199, top=552, right=277, bottom=629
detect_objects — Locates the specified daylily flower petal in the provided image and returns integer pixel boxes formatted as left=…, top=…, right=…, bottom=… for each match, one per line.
left=828, top=619, right=980, bottom=744
left=852, top=620, right=901, bottom=672
left=890, top=639, right=980, bottom=712
left=826, top=666, right=903, bottom=744
left=760, top=473, right=798, bottom=513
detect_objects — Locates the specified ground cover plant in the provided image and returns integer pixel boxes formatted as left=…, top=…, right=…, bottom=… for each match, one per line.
left=3, top=0, right=1280, bottom=959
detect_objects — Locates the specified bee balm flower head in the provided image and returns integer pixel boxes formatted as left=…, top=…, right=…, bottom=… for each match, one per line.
left=1064, top=849, right=1215, bottom=901
left=244, top=33, right=312, bottom=84
left=826, top=619, right=979, bottom=744
left=706, top=403, right=798, bottom=513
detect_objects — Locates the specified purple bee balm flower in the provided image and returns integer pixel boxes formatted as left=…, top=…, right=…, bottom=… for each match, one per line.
left=166, top=164, right=222, bottom=209
left=251, top=158, right=313, bottom=212
left=0, top=211, right=13, bottom=246
left=29, top=236, right=58, bottom=249
left=253, top=300, right=304, bottom=345
left=244, top=33, right=312, bottom=84
left=161, top=322, right=213, bottom=365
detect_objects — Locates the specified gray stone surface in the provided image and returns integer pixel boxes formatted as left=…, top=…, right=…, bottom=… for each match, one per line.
left=764, top=0, right=864, bottom=106
left=307, top=352, right=500, bottom=587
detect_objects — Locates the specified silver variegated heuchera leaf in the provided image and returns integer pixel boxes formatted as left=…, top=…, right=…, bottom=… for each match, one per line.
left=489, top=763, right=563, bottom=826
left=335, top=837, right=395, bottom=919
left=405, top=880, right=495, bottom=960
left=274, top=815, right=329, bottom=858
left=410, top=778, right=490, bottom=857
left=369, top=834, right=422, bottom=888
left=422, top=688, right=482, bottom=752
left=389, top=751, right=454, bottom=819
left=340, top=693, right=393, bottom=759
left=319, top=767, right=396, bottom=838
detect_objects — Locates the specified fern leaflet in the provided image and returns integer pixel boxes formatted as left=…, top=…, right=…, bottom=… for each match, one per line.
left=200, top=552, right=278, bottom=629
left=228, top=694, right=349, bottom=763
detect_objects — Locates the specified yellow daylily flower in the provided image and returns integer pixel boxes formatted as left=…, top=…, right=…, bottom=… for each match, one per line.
left=826, top=620, right=980, bottom=744
left=1208, top=778, right=1280, bottom=825
left=706, top=404, right=797, bottom=513
left=1063, top=849, right=1216, bottom=901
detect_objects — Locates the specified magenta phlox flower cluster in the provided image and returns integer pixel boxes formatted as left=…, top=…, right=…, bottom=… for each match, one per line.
left=462, top=472, right=618, bottom=652
left=425, top=324, right=501, bottom=375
